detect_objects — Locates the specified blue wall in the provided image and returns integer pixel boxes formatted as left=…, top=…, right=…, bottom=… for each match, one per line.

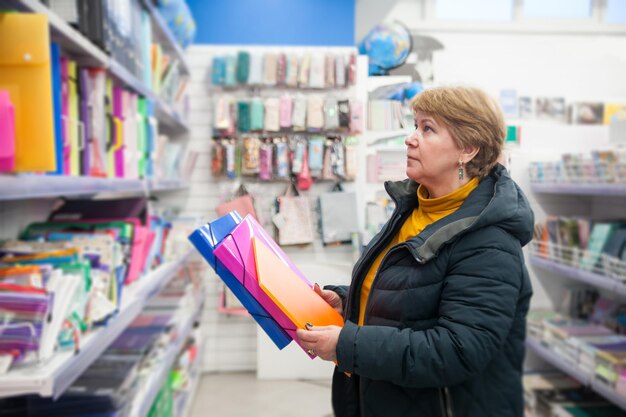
left=187, top=0, right=355, bottom=46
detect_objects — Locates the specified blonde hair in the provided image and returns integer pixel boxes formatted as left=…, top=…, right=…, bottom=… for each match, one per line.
left=411, top=86, right=505, bottom=179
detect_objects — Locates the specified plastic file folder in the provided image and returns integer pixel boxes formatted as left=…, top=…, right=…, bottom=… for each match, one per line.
left=0, top=90, right=15, bottom=172
left=253, top=237, right=344, bottom=330
left=50, top=43, right=63, bottom=174
left=60, top=57, right=71, bottom=175
left=188, top=212, right=290, bottom=349
left=0, top=13, right=56, bottom=172
left=68, top=60, right=80, bottom=176
left=212, top=215, right=315, bottom=356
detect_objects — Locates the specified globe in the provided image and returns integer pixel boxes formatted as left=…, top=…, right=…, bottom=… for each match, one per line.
left=358, top=21, right=413, bottom=76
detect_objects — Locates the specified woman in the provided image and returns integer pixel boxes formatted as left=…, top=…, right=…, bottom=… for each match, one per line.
left=297, top=86, right=534, bottom=417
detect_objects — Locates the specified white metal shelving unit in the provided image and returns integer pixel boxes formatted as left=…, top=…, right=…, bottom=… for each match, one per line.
left=531, top=182, right=626, bottom=197
left=0, top=251, right=192, bottom=399
left=0, top=0, right=197, bottom=408
left=0, top=175, right=188, bottom=201
left=529, top=255, right=626, bottom=296
left=528, top=176, right=626, bottom=410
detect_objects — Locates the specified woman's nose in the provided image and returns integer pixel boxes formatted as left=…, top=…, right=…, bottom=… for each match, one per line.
left=405, top=131, right=419, bottom=147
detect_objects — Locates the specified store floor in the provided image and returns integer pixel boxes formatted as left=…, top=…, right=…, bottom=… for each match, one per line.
left=189, top=372, right=334, bottom=417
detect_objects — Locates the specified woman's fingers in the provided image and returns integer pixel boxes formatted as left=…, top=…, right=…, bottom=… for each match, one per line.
left=296, top=328, right=318, bottom=343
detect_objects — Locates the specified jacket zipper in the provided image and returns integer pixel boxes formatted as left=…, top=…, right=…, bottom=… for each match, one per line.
left=345, top=196, right=409, bottom=319
left=440, top=387, right=454, bottom=417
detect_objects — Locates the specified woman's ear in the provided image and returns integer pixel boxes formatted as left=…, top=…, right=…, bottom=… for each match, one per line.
left=462, top=146, right=480, bottom=163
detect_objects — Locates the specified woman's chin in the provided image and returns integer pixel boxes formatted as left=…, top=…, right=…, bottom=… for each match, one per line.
left=406, top=169, right=421, bottom=182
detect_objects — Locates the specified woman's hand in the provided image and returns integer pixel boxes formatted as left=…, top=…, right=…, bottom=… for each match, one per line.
left=314, top=283, right=343, bottom=316
left=296, top=324, right=342, bottom=362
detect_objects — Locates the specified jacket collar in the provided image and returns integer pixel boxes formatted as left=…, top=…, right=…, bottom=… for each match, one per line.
left=384, top=164, right=531, bottom=263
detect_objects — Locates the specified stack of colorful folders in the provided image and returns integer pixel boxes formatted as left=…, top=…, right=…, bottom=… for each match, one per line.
left=188, top=212, right=343, bottom=357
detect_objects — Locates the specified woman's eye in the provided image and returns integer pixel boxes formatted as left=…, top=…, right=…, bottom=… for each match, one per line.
left=423, top=126, right=432, bottom=132
left=414, top=123, right=418, bottom=130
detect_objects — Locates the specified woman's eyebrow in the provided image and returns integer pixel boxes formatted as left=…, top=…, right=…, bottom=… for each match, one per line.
left=416, top=117, right=437, bottom=125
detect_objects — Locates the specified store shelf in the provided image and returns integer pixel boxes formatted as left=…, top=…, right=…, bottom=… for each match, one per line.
left=525, top=337, right=590, bottom=384
left=526, top=337, right=626, bottom=410
left=529, top=255, right=626, bottom=296
left=7, top=0, right=189, bottom=133
left=531, top=182, right=626, bottom=197
left=0, top=252, right=192, bottom=399
left=149, top=179, right=190, bottom=193
left=0, top=175, right=188, bottom=201
left=0, top=175, right=146, bottom=200
left=131, top=291, right=203, bottom=417
left=140, top=0, right=190, bottom=76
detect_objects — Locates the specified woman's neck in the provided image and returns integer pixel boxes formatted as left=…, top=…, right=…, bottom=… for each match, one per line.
left=422, top=177, right=473, bottom=199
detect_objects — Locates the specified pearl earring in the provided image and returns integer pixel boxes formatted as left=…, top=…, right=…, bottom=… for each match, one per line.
left=458, top=160, right=464, bottom=180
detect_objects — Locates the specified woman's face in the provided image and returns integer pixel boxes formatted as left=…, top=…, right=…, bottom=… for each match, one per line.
left=405, top=111, right=464, bottom=197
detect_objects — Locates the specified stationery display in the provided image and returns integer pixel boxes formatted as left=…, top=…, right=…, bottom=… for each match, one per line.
left=0, top=9, right=192, bottom=179
left=530, top=216, right=626, bottom=280
left=529, top=150, right=626, bottom=184
left=213, top=95, right=363, bottom=135
left=211, top=135, right=357, bottom=185
left=211, top=51, right=356, bottom=88
left=0, top=268, right=201, bottom=416
left=0, top=198, right=186, bottom=373
left=189, top=212, right=344, bottom=357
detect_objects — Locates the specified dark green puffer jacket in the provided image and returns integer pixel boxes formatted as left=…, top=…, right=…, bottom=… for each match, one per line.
left=327, top=164, right=534, bottom=417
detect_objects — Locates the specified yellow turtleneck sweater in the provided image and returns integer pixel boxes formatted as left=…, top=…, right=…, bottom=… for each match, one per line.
left=358, top=178, right=479, bottom=326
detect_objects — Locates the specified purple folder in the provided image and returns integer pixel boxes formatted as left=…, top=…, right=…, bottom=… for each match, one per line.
left=79, top=68, right=91, bottom=176
left=213, top=215, right=314, bottom=356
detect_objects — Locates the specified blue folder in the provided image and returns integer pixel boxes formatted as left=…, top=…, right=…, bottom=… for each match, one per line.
left=50, top=43, right=64, bottom=175
left=188, top=211, right=291, bottom=349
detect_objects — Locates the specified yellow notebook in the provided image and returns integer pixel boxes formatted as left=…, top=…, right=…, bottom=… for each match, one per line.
left=0, top=13, right=56, bottom=172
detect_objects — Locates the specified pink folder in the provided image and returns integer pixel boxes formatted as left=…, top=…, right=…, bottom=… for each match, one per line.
left=0, top=90, right=15, bottom=172
left=213, top=215, right=314, bottom=356
left=112, top=86, right=125, bottom=178
left=60, top=57, right=71, bottom=175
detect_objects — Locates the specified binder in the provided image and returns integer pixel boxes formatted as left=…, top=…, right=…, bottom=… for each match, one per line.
left=137, top=97, right=147, bottom=178
left=112, top=86, right=125, bottom=178
left=105, top=77, right=115, bottom=177
left=49, top=43, right=63, bottom=174
left=0, top=90, right=15, bottom=172
left=0, top=13, right=56, bottom=172
left=87, top=68, right=107, bottom=177
left=123, top=92, right=139, bottom=179
left=68, top=60, right=80, bottom=176
left=60, top=57, right=71, bottom=175
left=78, top=68, right=91, bottom=175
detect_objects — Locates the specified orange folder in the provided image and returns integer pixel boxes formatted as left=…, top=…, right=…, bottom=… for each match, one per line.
left=0, top=13, right=56, bottom=172
left=252, top=237, right=343, bottom=329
